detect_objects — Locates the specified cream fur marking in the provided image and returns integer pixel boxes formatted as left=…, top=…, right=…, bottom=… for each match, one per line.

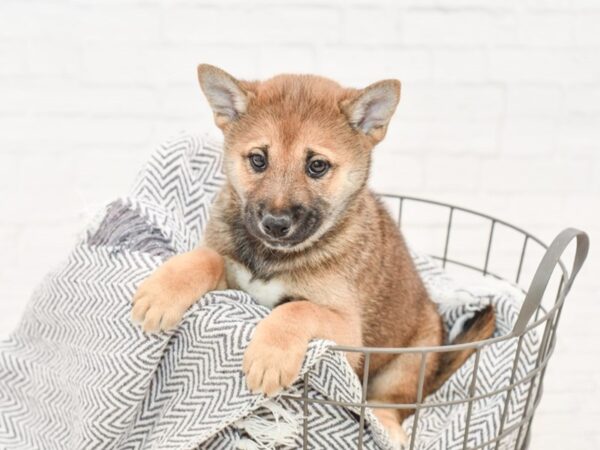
left=227, top=260, right=287, bottom=309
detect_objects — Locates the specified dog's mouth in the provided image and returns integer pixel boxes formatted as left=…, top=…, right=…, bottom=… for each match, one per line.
left=244, top=205, right=323, bottom=251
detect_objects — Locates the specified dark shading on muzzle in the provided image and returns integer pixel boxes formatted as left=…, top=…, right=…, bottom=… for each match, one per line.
left=244, top=201, right=326, bottom=248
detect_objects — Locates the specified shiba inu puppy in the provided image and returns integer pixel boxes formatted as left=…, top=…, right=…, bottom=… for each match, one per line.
left=131, top=64, right=495, bottom=447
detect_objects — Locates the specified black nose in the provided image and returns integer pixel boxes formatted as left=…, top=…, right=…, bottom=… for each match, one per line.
left=261, top=213, right=292, bottom=238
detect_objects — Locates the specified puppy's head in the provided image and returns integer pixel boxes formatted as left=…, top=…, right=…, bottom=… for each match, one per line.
left=197, top=64, right=400, bottom=251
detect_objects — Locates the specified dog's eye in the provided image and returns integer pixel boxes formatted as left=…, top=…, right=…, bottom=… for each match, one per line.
left=306, top=159, right=330, bottom=178
left=249, top=153, right=267, bottom=172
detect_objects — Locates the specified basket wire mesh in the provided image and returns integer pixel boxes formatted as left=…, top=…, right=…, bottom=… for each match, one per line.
left=281, top=194, right=589, bottom=450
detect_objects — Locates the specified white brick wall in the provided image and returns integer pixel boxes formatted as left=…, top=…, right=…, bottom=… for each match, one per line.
left=1, top=0, right=598, bottom=447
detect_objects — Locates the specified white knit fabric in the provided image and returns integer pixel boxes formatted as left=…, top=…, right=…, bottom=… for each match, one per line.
left=0, top=132, right=539, bottom=449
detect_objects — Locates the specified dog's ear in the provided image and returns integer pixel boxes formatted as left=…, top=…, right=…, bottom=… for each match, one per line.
left=340, top=79, right=401, bottom=144
left=197, top=64, right=251, bottom=129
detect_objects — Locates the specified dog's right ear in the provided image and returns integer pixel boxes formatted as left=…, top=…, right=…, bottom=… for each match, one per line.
left=197, top=64, right=251, bottom=129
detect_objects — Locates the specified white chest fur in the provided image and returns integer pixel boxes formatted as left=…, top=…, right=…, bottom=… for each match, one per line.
left=227, top=261, right=288, bottom=309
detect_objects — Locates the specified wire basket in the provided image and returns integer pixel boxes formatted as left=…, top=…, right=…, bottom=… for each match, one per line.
left=282, top=194, right=589, bottom=450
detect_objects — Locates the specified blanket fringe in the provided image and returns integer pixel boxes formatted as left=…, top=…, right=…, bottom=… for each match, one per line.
left=234, top=398, right=302, bottom=449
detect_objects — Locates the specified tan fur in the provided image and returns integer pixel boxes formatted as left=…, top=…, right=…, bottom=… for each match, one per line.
left=132, top=65, right=495, bottom=445
left=131, top=247, right=225, bottom=332
left=243, top=300, right=362, bottom=396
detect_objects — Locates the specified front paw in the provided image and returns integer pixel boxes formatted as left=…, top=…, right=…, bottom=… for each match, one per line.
left=131, top=270, right=196, bottom=333
left=243, top=320, right=308, bottom=397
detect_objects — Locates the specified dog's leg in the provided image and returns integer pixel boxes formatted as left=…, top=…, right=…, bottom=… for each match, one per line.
left=243, top=300, right=361, bottom=397
left=368, top=347, right=441, bottom=448
left=131, top=247, right=225, bottom=332
left=368, top=352, right=422, bottom=448
left=371, top=408, right=408, bottom=448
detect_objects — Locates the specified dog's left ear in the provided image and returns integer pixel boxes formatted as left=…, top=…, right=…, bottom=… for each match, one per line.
left=340, top=79, right=401, bottom=144
left=197, top=64, right=252, bottom=129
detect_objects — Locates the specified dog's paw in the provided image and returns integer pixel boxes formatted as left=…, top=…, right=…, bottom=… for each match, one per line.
left=373, top=408, right=408, bottom=449
left=243, top=320, right=308, bottom=397
left=131, top=270, right=196, bottom=333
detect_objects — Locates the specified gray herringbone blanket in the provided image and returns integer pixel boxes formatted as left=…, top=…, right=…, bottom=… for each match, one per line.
left=0, top=132, right=539, bottom=449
